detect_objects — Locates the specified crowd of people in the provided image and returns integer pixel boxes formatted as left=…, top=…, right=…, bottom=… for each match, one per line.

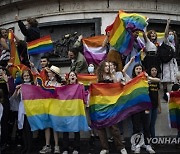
left=0, top=14, right=180, bottom=154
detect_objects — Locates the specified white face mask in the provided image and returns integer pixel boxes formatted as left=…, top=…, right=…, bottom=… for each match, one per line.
left=88, top=66, right=94, bottom=73
left=24, top=79, right=31, bottom=83
left=168, top=35, right=174, bottom=42
left=50, top=76, right=55, bottom=81
left=71, top=59, right=75, bottom=63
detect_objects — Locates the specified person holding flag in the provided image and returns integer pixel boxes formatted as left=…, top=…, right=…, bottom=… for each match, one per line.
left=15, top=15, right=42, bottom=70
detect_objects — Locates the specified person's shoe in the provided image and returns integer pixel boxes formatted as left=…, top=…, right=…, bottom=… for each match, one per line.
left=146, top=145, right=155, bottom=153
left=141, top=144, right=147, bottom=149
left=163, top=94, right=168, bottom=102
left=134, top=145, right=141, bottom=153
left=89, top=136, right=95, bottom=146
left=62, top=151, right=68, bottom=154
left=163, top=89, right=168, bottom=102
left=120, top=134, right=126, bottom=143
left=100, top=149, right=109, bottom=154
left=120, top=148, right=127, bottom=154
left=131, top=144, right=136, bottom=151
left=54, top=145, right=60, bottom=153
left=108, top=137, right=114, bottom=142
left=16, top=143, right=22, bottom=147
left=72, top=150, right=79, bottom=154
left=1, top=144, right=10, bottom=151
left=39, top=145, right=52, bottom=153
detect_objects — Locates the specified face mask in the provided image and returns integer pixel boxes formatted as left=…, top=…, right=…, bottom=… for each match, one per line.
left=168, top=35, right=174, bottom=42
left=88, top=66, right=94, bottom=73
left=71, top=59, right=75, bottom=63
left=50, top=76, right=54, bottom=81
left=24, top=79, right=31, bottom=83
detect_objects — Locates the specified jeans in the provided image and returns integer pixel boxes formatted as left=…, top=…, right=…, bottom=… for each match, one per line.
left=150, top=108, right=158, bottom=138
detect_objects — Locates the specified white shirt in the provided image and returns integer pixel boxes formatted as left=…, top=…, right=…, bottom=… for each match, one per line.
left=145, top=39, right=157, bottom=52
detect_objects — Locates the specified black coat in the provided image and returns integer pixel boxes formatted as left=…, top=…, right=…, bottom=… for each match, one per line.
left=18, top=20, right=40, bottom=42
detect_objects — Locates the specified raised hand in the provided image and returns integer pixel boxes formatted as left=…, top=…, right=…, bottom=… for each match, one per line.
left=15, top=14, right=19, bottom=21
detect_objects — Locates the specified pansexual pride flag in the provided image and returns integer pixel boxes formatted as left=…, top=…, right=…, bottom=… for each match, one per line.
left=27, top=35, right=53, bottom=55
left=83, top=35, right=107, bottom=65
left=169, top=91, right=180, bottom=129
left=89, top=73, right=151, bottom=128
left=21, top=84, right=89, bottom=132
left=108, top=10, right=148, bottom=55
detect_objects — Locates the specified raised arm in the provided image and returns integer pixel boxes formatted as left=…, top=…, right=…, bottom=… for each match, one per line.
left=122, top=56, right=135, bottom=74
left=15, top=15, right=28, bottom=37
left=102, top=32, right=110, bottom=47
left=165, top=19, right=170, bottom=38
left=142, top=31, right=148, bottom=43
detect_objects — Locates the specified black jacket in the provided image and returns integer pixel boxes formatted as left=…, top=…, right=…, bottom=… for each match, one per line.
left=18, top=20, right=40, bottom=42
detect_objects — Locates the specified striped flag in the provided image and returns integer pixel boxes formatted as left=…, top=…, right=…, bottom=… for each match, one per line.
left=77, top=74, right=97, bottom=87
left=21, top=84, right=89, bottom=132
left=108, top=10, right=148, bottom=55
left=82, top=35, right=107, bottom=65
left=89, top=72, right=151, bottom=128
left=8, top=32, right=21, bottom=77
left=169, top=91, right=180, bottom=129
left=27, top=35, right=53, bottom=55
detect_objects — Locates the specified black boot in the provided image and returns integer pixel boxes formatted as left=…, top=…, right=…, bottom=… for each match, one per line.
left=163, top=89, right=168, bottom=102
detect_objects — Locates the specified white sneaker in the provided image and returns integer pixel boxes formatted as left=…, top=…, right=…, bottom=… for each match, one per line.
left=134, top=145, right=141, bottom=154
left=62, top=151, right=68, bottom=154
left=54, top=145, right=60, bottom=154
left=100, top=149, right=109, bottom=154
left=131, top=144, right=136, bottom=151
left=39, top=145, right=52, bottom=153
left=141, top=144, right=147, bottom=149
left=146, top=145, right=155, bottom=153
left=108, top=137, right=114, bottom=142
left=72, top=150, right=79, bottom=154
left=120, top=148, right=127, bottom=154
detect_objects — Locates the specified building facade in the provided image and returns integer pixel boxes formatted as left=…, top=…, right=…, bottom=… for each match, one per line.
left=0, top=0, right=179, bottom=137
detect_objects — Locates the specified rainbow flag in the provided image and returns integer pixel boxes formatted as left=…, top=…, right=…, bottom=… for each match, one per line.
left=8, top=32, right=21, bottom=77
left=27, top=35, right=53, bottom=55
left=89, top=73, right=151, bottom=128
left=21, top=84, right=89, bottom=132
left=82, top=35, right=107, bottom=65
left=108, top=10, right=148, bottom=56
left=169, top=91, right=180, bottom=129
left=77, top=74, right=97, bottom=86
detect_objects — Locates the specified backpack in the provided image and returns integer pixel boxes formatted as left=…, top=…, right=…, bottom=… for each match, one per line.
left=157, top=42, right=174, bottom=63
